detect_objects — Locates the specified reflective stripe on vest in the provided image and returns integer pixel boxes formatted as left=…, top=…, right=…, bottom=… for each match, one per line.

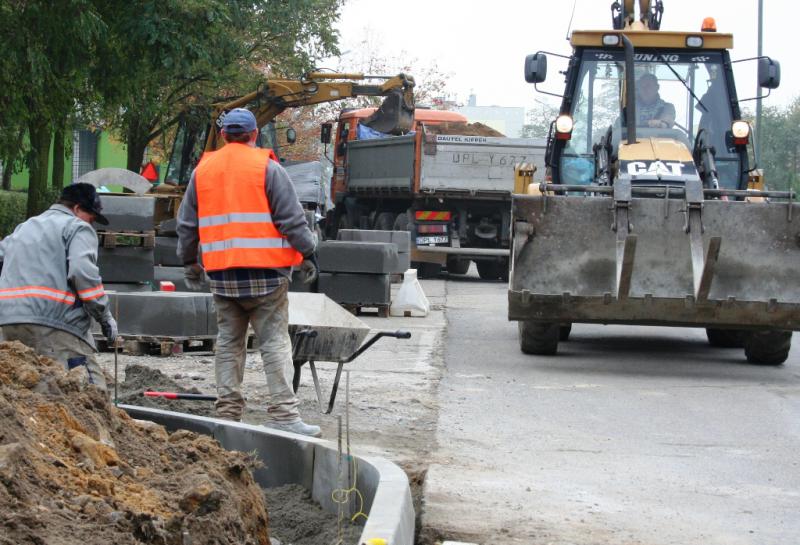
left=195, top=144, right=303, bottom=271
left=0, top=285, right=77, bottom=305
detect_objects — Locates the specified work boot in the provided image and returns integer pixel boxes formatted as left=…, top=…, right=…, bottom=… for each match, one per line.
left=262, top=419, right=321, bottom=438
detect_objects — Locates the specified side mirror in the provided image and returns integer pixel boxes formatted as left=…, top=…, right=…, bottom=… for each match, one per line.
left=524, top=53, right=548, bottom=84
left=286, top=127, right=297, bottom=144
left=758, top=57, right=780, bottom=89
left=320, top=122, right=332, bottom=144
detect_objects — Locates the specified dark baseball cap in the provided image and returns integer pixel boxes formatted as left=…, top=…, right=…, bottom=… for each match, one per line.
left=60, top=183, right=109, bottom=225
left=221, top=108, right=257, bottom=134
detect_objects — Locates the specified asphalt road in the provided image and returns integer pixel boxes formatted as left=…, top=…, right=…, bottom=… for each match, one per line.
left=422, top=270, right=800, bottom=545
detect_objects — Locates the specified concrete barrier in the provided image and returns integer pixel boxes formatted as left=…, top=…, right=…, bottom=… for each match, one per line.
left=121, top=405, right=415, bottom=545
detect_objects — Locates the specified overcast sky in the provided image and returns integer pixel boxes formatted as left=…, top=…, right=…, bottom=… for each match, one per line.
left=329, top=0, right=796, bottom=112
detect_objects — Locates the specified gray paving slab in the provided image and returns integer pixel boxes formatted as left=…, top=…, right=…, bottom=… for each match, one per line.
left=98, top=195, right=155, bottom=231
left=153, top=266, right=193, bottom=291
left=98, top=247, right=154, bottom=283
left=337, top=229, right=410, bottom=253
left=319, top=241, right=405, bottom=274
left=106, top=291, right=215, bottom=337
left=154, top=236, right=182, bottom=266
left=157, top=217, right=178, bottom=236
left=318, top=272, right=390, bottom=306
left=104, top=282, right=152, bottom=293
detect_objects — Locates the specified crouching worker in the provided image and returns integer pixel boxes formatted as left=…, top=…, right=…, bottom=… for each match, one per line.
left=0, top=183, right=118, bottom=390
left=176, top=108, right=321, bottom=437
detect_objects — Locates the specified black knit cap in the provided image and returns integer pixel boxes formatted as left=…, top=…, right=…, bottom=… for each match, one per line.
left=60, top=183, right=109, bottom=225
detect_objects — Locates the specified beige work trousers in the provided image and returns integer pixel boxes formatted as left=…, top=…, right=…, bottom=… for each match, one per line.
left=213, top=283, right=299, bottom=422
left=1, top=323, right=107, bottom=391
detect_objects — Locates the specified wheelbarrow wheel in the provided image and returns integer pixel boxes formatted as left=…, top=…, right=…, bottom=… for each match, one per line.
left=706, top=328, right=744, bottom=348
left=519, top=321, right=559, bottom=355
left=744, top=330, right=792, bottom=365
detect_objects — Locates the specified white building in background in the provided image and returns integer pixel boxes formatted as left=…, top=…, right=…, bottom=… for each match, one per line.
left=456, top=93, right=525, bottom=137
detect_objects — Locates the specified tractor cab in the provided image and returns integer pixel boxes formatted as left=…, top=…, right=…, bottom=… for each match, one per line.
left=526, top=25, right=780, bottom=192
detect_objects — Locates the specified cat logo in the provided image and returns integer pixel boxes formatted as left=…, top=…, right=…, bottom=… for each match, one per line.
left=626, top=161, right=685, bottom=177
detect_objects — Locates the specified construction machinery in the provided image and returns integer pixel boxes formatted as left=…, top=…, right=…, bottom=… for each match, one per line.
left=327, top=107, right=547, bottom=279
left=163, top=72, right=415, bottom=187
left=509, top=0, right=798, bottom=363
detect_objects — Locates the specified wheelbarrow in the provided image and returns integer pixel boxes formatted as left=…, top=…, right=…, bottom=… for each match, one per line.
left=288, top=293, right=411, bottom=414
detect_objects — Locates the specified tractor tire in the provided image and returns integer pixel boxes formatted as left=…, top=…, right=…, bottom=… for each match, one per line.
left=374, top=211, right=396, bottom=231
left=559, top=323, right=572, bottom=342
left=518, top=321, right=560, bottom=355
left=476, top=260, right=503, bottom=281
left=705, top=328, right=745, bottom=348
left=743, top=330, right=792, bottom=365
left=446, top=257, right=470, bottom=275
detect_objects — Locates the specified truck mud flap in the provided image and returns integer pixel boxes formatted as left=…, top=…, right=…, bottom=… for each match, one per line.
left=508, top=193, right=800, bottom=330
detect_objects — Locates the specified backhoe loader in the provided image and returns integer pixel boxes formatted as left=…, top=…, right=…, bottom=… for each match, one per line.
left=510, top=0, right=798, bottom=364
left=163, top=71, right=415, bottom=186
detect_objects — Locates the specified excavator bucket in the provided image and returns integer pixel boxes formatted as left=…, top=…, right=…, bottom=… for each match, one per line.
left=508, top=188, right=800, bottom=331
left=362, top=89, right=415, bottom=135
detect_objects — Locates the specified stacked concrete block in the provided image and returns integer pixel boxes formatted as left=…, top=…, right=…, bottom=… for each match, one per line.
left=153, top=265, right=191, bottom=291
left=317, top=273, right=390, bottom=306
left=154, top=236, right=182, bottom=266
left=98, top=246, right=155, bottom=283
left=315, top=240, right=400, bottom=311
left=98, top=195, right=155, bottom=232
left=318, top=241, right=405, bottom=274
left=336, top=229, right=410, bottom=274
left=105, top=291, right=216, bottom=337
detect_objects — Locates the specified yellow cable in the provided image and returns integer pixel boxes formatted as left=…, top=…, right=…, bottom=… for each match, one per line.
left=332, top=454, right=368, bottom=524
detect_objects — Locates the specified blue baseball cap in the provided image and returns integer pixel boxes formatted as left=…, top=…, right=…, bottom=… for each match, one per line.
left=221, top=108, right=257, bottom=134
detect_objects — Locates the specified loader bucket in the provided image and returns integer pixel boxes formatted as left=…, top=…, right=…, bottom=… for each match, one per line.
left=508, top=191, right=800, bottom=331
left=362, top=89, right=414, bottom=135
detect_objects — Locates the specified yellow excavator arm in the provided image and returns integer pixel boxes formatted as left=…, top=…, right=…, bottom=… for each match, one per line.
left=204, top=72, right=415, bottom=151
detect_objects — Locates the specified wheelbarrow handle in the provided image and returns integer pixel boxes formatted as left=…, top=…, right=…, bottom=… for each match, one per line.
left=391, top=330, right=412, bottom=339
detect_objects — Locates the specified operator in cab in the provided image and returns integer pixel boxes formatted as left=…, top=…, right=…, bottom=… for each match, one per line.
left=636, top=73, right=676, bottom=129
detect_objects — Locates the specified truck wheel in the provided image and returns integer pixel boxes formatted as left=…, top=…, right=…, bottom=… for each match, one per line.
left=446, top=257, right=470, bottom=275
left=375, top=212, right=396, bottom=231
left=559, top=323, right=572, bottom=341
left=743, top=330, right=792, bottom=365
left=519, top=321, right=560, bottom=355
left=393, top=212, right=410, bottom=232
left=476, top=260, right=502, bottom=280
left=706, top=328, right=744, bottom=348
left=416, top=262, right=441, bottom=278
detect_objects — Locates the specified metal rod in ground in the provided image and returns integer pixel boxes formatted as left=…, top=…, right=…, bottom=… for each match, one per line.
left=345, top=370, right=351, bottom=457
left=143, top=391, right=218, bottom=401
left=114, top=297, right=119, bottom=406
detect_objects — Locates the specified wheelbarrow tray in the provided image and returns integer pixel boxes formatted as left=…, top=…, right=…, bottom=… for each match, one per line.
left=288, top=293, right=371, bottom=362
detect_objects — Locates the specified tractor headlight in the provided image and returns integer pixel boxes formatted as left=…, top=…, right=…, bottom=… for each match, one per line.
left=731, top=120, right=750, bottom=145
left=555, top=115, right=574, bottom=140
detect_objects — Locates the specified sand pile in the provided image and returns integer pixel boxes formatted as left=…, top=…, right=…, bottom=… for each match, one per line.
left=0, top=341, right=269, bottom=545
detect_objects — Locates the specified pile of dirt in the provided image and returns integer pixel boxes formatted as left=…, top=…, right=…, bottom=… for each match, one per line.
left=117, top=364, right=214, bottom=417
left=426, top=121, right=505, bottom=137
left=0, top=341, right=269, bottom=545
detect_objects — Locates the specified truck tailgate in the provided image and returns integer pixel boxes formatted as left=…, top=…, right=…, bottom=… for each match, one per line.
left=420, top=136, right=546, bottom=193
left=346, top=134, right=415, bottom=191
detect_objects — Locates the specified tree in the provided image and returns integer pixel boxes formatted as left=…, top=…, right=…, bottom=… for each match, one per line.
left=0, top=1, right=105, bottom=216
left=744, top=97, right=800, bottom=192
left=521, top=100, right=559, bottom=139
left=93, top=0, right=344, bottom=173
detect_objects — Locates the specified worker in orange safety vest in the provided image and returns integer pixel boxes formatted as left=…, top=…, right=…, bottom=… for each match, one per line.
left=176, top=108, right=321, bottom=437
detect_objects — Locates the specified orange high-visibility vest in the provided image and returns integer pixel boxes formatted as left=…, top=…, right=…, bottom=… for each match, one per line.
left=195, top=144, right=303, bottom=271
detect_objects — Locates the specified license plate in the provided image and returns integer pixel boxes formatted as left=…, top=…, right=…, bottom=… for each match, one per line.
left=416, top=236, right=449, bottom=245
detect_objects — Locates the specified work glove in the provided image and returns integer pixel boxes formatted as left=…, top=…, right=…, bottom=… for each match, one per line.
left=184, top=263, right=208, bottom=291
left=300, top=254, right=319, bottom=285
left=100, top=317, right=118, bottom=344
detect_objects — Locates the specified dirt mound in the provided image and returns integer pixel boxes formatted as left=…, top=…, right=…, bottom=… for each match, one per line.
left=0, top=341, right=269, bottom=545
left=426, top=121, right=505, bottom=137
left=118, top=364, right=214, bottom=417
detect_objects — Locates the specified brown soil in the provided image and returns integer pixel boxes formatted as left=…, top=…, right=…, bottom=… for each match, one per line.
left=426, top=121, right=505, bottom=137
left=117, top=364, right=215, bottom=417
left=0, top=341, right=270, bottom=545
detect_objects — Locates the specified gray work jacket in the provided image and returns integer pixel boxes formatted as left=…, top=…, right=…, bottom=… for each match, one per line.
left=0, top=204, right=112, bottom=347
